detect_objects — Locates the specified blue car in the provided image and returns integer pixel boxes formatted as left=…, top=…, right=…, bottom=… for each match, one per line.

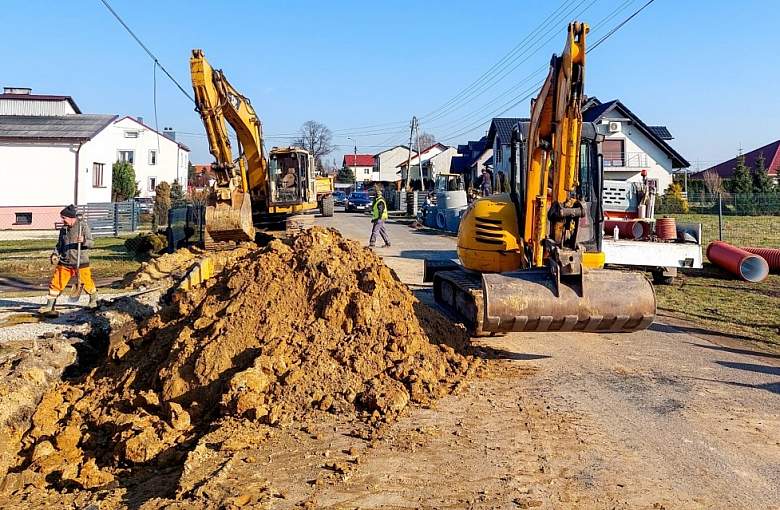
left=346, top=192, right=372, bottom=212
left=332, top=190, right=347, bottom=206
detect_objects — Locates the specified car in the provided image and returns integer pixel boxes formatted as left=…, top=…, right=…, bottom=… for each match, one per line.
left=332, top=190, right=347, bottom=207
left=345, top=192, right=372, bottom=212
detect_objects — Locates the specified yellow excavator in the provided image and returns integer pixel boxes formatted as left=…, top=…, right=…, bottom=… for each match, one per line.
left=426, top=22, right=656, bottom=335
left=190, top=49, right=334, bottom=246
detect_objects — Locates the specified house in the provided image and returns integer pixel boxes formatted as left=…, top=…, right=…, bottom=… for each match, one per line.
left=485, top=118, right=529, bottom=178
left=396, top=143, right=456, bottom=186
left=691, top=139, right=780, bottom=184
left=189, top=164, right=216, bottom=191
left=582, top=97, right=689, bottom=193
left=343, top=154, right=374, bottom=183
left=372, top=145, right=410, bottom=183
left=451, top=137, right=491, bottom=187
left=0, top=87, right=190, bottom=230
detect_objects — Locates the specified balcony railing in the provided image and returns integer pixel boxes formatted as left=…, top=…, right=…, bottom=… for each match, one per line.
left=603, top=151, right=649, bottom=168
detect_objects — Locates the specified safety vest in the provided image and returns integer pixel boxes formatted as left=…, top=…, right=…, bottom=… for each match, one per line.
left=372, top=197, right=388, bottom=221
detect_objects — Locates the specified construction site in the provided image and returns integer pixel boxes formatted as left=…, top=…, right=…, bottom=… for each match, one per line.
left=1, top=1, right=779, bottom=509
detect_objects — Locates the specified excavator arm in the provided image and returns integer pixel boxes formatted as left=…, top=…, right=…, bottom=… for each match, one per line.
left=191, top=49, right=268, bottom=243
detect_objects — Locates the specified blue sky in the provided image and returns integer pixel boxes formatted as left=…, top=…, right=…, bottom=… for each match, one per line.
left=3, top=0, right=779, bottom=169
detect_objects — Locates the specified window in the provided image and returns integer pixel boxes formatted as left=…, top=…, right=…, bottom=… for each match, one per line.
left=118, top=150, right=135, bottom=164
left=364, top=168, right=370, bottom=175
left=92, top=162, right=105, bottom=187
left=602, top=139, right=625, bottom=167
left=148, top=149, right=157, bottom=165
left=14, top=212, right=32, bottom=225
left=148, top=176, right=157, bottom=192
left=124, top=131, right=139, bottom=138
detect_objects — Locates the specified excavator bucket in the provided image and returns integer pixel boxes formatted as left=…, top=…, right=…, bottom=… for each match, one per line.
left=204, top=189, right=255, bottom=246
left=481, top=269, right=656, bottom=333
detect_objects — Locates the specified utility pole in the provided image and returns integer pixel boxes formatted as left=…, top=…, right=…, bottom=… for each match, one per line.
left=415, top=119, right=424, bottom=187
left=347, top=136, right=357, bottom=189
left=402, top=116, right=417, bottom=191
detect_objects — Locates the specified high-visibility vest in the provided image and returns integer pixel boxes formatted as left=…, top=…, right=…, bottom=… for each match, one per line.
left=372, top=197, right=388, bottom=220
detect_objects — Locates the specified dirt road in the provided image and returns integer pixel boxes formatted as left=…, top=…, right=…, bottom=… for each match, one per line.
left=312, top=212, right=780, bottom=509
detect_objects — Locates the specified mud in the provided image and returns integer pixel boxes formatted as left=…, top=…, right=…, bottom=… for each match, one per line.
left=1, top=227, right=478, bottom=504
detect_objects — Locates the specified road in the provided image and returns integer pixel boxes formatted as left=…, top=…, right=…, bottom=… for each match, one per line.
left=315, top=211, right=780, bottom=509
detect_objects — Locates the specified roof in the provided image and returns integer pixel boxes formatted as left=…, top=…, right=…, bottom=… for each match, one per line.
left=115, top=116, right=190, bottom=151
left=373, top=144, right=409, bottom=157
left=0, top=93, right=81, bottom=114
left=486, top=118, right=529, bottom=147
left=343, top=154, right=374, bottom=167
left=693, top=140, right=780, bottom=179
left=396, top=143, right=449, bottom=167
left=582, top=99, right=689, bottom=168
left=0, top=114, right=117, bottom=141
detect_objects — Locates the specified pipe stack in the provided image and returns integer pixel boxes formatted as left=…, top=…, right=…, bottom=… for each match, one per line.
left=706, top=241, right=769, bottom=282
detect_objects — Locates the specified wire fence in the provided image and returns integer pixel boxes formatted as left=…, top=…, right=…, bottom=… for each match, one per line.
left=657, top=192, right=780, bottom=251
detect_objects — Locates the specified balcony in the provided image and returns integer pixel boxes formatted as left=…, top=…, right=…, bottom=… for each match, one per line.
left=603, top=151, right=649, bottom=168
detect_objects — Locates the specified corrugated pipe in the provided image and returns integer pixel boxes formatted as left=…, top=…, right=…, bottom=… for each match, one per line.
left=706, top=241, right=769, bottom=282
left=604, top=220, right=644, bottom=240
left=742, top=247, right=780, bottom=272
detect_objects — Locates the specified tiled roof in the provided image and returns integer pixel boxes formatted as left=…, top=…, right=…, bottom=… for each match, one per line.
left=693, top=140, right=780, bottom=178
left=0, top=114, right=117, bottom=140
left=343, top=154, right=374, bottom=167
left=486, top=118, right=530, bottom=147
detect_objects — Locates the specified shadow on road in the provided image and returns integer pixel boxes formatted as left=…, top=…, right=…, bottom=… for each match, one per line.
left=650, top=321, right=771, bottom=343
left=689, top=375, right=780, bottom=395
left=399, top=249, right=457, bottom=261
left=687, top=342, right=780, bottom=361
left=715, top=360, right=780, bottom=377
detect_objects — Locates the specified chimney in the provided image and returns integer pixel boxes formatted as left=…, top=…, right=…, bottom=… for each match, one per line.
left=3, top=87, right=31, bottom=95
left=137, top=116, right=144, bottom=125
left=162, top=127, right=176, bottom=141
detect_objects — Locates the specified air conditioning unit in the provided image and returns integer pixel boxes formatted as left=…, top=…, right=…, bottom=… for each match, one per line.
left=608, top=121, right=621, bottom=133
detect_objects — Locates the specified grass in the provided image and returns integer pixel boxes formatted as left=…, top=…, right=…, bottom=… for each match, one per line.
left=673, top=213, right=780, bottom=248
left=0, top=236, right=141, bottom=282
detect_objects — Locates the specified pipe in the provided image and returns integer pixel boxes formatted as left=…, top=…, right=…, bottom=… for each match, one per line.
left=706, top=241, right=769, bottom=282
left=742, top=247, right=780, bottom=272
left=604, top=220, right=645, bottom=240
left=73, top=140, right=85, bottom=205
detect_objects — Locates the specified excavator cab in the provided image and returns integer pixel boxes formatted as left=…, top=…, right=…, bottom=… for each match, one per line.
left=268, top=147, right=314, bottom=206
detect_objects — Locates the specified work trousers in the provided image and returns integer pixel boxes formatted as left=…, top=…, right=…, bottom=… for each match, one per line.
left=48, top=265, right=96, bottom=297
left=369, top=220, right=390, bottom=246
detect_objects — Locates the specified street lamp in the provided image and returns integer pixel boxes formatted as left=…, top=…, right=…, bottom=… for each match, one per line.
left=346, top=136, right=357, bottom=187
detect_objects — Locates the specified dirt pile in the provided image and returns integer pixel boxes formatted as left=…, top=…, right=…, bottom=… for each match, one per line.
left=3, top=227, right=477, bottom=495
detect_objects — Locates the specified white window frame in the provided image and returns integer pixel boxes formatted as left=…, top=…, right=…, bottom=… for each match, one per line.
left=92, top=162, right=105, bottom=188
left=124, top=130, right=139, bottom=138
left=148, top=176, right=157, bottom=192
left=118, top=150, right=135, bottom=165
left=148, top=149, right=157, bottom=166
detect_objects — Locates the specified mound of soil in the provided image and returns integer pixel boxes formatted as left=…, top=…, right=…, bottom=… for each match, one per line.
left=3, top=228, right=477, bottom=495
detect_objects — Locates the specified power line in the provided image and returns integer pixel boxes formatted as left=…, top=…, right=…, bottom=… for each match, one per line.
left=588, top=0, right=655, bottom=53
left=98, top=0, right=195, bottom=103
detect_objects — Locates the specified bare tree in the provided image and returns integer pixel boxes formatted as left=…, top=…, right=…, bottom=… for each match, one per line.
left=702, top=170, right=723, bottom=194
left=416, top=131, right=437, bottom=151
left=293, top=120, right=334, bottom=169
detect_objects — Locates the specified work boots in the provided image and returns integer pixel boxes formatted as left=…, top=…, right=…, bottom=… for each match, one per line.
left=87, top=292, right=99, bottom=309
left=38, top=296, right=58, bottom=317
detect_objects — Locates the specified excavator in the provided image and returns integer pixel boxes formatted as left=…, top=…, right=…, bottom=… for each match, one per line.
left=425, top=22, right=656, bottom=335
left=190, top=49, right=334, bottom=246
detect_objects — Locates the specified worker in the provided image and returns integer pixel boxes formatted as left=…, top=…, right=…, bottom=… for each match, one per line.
left=479, top=169, right=492, bottom=196
left=39, top=205, right=98, bottom=315
left=281, top=168, right=297, bottom=189
left=369, top=189, right=391, bottom=248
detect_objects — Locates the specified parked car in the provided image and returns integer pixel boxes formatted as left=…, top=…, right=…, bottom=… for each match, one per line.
left=346, top=192, right=372, bottom=212
left=332, top=190, right=347, bottom=207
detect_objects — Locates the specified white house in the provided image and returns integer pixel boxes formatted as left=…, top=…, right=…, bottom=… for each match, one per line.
left=343, top=154, right=374, bottom=183
left=582, top=98, right=689, bottom=193
left=397, top=143, right=456, bottom=186
left=0, top=87, right=189, bottom=230
left=372, top=145, right=409, bottom=183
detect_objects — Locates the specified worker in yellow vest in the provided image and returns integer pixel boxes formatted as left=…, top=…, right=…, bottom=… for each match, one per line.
left=369, top=189, right=391, bottom=248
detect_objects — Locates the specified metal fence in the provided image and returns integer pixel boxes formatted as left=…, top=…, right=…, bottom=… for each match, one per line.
left=657, top=192, right=780, bottom=250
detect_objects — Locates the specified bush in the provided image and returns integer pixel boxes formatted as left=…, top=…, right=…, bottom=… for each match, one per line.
left=124, top=232, right=168, bottom=259
left=153, top=181, right=172, bottom=228
left=112, top=161, right=140, bottom=201
left=657, top=182, right=689, bottom=214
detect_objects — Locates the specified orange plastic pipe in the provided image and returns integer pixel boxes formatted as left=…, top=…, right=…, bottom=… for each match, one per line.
left=706, top=241, right=769, bottom=282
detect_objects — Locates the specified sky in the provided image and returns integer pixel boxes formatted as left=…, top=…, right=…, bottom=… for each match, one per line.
left=2, top=0, right=779, bottom=170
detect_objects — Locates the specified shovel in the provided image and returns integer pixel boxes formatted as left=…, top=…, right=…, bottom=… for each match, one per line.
left=68, top=222, right=84, bottom=301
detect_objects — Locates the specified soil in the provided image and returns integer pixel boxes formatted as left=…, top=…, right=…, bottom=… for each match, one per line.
left=0, top=228, right=479, bottom=507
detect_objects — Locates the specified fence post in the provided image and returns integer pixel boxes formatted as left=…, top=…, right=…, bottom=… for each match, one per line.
left=717, top=192, right=723, bottom=241
left=130, top=200, right=137, bottom=232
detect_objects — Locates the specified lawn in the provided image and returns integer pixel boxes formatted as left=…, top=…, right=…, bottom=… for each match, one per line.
left=0, top=236, right=141, bottom=284
left=673, top=213, right=780, bottom=249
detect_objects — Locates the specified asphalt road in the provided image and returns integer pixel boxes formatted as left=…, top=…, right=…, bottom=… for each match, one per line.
left=318, top=211, right=780, bottom=508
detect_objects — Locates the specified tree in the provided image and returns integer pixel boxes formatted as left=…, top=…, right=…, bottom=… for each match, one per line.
left=293, top=120, right=334, bottom=169
left=336, top=165, right=355, bottom=184
left=751, top=152, right=774, bottom=193
left=702, top=170, right=723, bottom=194
left=416, top=132, right=436, bottom=151
left=729, top=153, right=753, bottom=194
left=112, top=161, right=139, bottom=201
left=659, top=182, right=689, bottom=213
left=153, top=181, right=171, bottom=228
left=170, top=179, right=186, bottom=205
